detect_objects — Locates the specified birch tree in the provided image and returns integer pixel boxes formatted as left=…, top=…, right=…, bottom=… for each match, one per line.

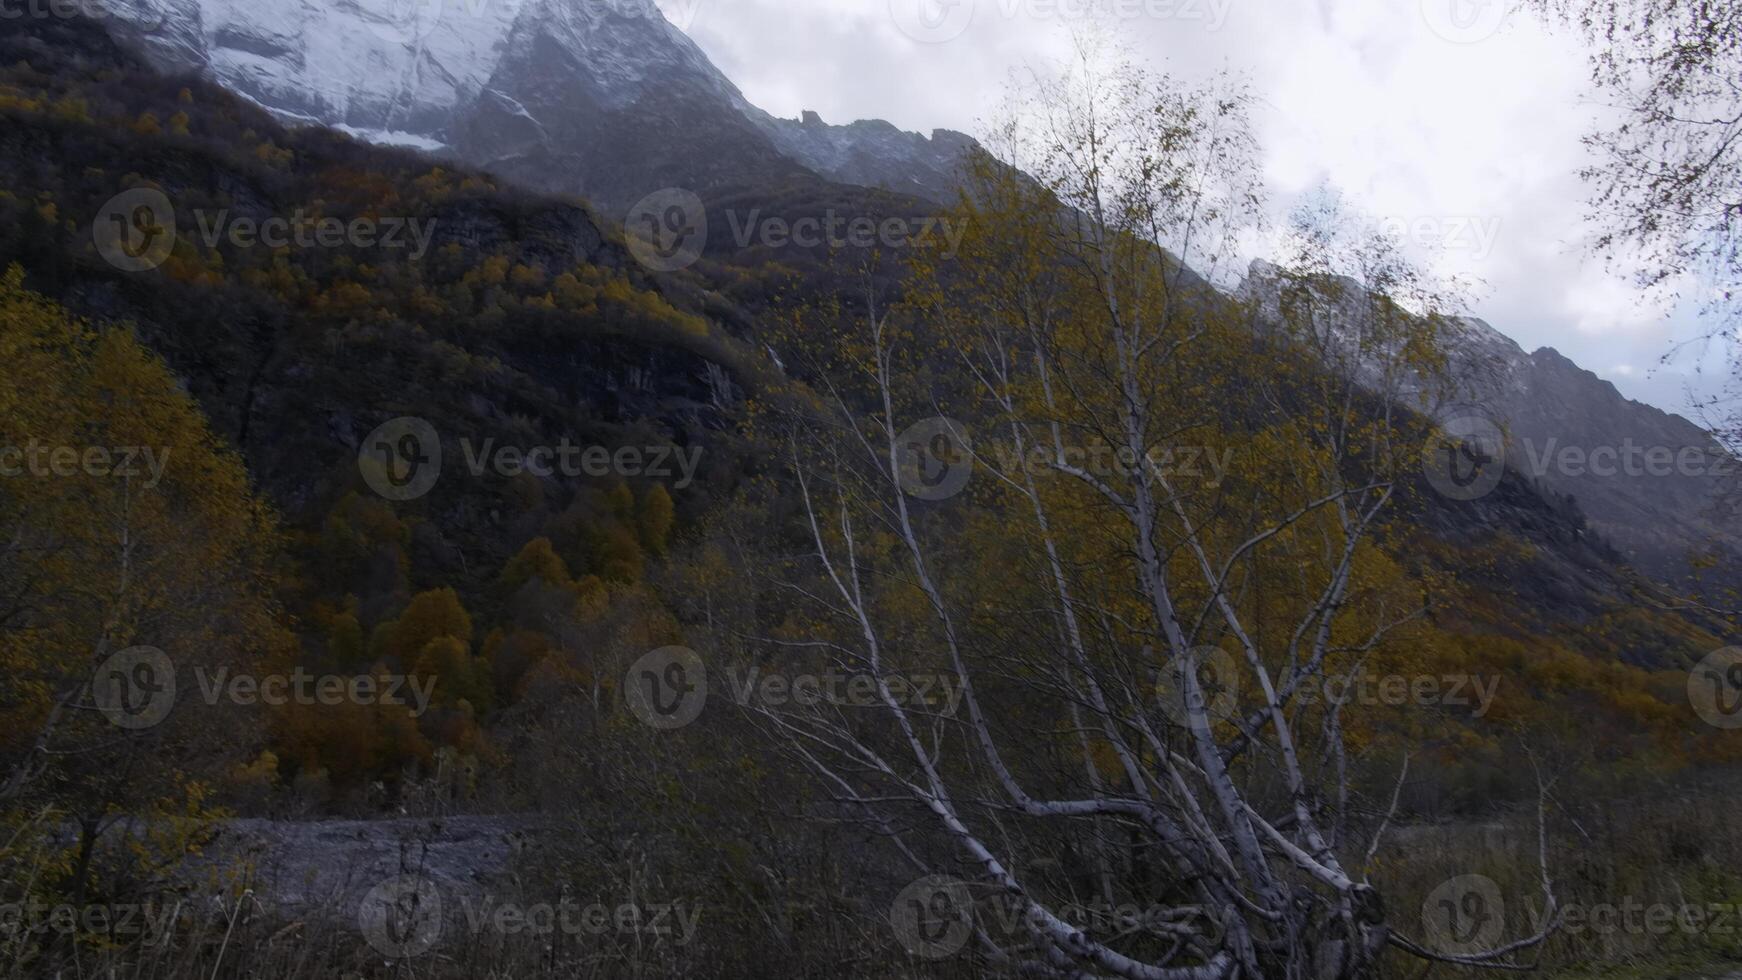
left=744, top=59, right=1560, bottom=978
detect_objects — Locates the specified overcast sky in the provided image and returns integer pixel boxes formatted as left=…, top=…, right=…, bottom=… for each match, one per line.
left=657, top=0, right=1729, bottom=420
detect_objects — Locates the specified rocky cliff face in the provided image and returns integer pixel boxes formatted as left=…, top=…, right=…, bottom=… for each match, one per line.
left=1239, top=260, right=1739, bottom=585
left=1479, top=342, right=1736, bottom=584
left=94, top=0, right=975, bottom=208
left=753, top=110, right=978, bottom=206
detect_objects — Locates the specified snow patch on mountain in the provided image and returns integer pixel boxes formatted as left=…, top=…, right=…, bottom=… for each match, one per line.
left=333, top=124, right=449, bottom=151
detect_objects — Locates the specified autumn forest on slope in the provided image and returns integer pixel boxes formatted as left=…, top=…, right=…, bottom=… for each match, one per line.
left=1, top=3, right=1741, bottom=978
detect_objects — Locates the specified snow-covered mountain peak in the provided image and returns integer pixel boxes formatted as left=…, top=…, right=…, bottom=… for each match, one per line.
left=100, top=0, right=736, bottom=147
left=95, top=0, right=971, bottom=205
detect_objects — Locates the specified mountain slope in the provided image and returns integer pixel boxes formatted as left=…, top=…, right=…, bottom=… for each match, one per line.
left=64, top=0, right=1742, bottom=603
left=1475, top=337, right=1736, bottom=582
left=0, top=10, right=769, bottom=588
left=1241, top=259, right=1741, bottom=587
